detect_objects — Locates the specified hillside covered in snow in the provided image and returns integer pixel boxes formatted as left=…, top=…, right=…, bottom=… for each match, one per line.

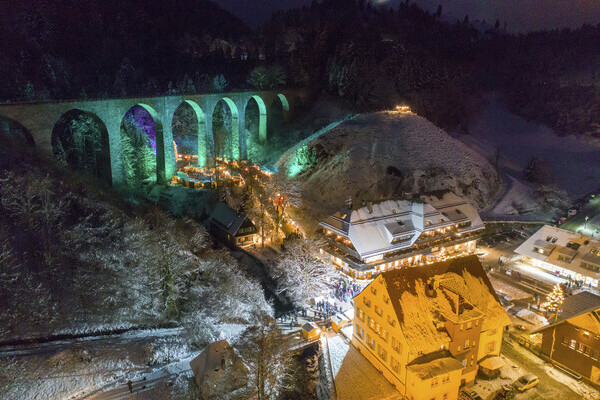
left=277, top=111, right=502, bottom=225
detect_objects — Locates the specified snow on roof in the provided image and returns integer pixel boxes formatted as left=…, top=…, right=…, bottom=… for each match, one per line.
left=190, top=340, right=240, bottom=382
left=302, top=322, right=319, bottom=332
left=379, top=256, right=510, bottom=355
left=320, top=193, right=484, bottom=260
left=406, top=353, right=464, bottom=380
left=209, top=202, right=251, bottom=236
left=515, top=225, right=600, bottom=281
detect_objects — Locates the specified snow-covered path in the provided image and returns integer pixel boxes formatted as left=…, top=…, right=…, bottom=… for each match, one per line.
left=324, top=328, right=402, bottom=400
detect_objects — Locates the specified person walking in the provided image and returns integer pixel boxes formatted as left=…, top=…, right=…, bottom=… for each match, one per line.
left=127, top=380, right=133, bottom=394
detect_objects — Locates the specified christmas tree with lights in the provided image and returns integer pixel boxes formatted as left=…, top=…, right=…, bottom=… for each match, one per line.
left=542, top=284, right=565, bottom=313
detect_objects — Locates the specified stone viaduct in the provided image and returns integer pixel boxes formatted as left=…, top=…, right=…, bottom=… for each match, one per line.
left=0, top=89, right=309, bottom=186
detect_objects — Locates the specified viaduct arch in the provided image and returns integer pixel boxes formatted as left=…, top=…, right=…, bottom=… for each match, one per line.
left=0, top=89, right=308, bottom=186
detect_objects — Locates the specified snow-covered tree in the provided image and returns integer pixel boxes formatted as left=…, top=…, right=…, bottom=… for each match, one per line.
left=212, top=74, right=228, bottom=92
left=269, top=240, right=336, bottom=307
left=542, top=283, right=565, bottom=313
left=247, top=66, right=286, bottom=90
left=121, top=115, right=157, bottom=187
left=236, top=316, right=291, bottom=400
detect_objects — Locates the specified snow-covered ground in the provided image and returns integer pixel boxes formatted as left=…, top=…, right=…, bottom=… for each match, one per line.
left=489, top=276, right=533, bottom=301
left=324, top=330, right=402, bottom=399
left=1, top=324, right=249, bottom=400
left=278, top=111, right=502, bottom=230
left=461, top=96, right=600, bottom=201
left=474, top=343, right=600, bottom=400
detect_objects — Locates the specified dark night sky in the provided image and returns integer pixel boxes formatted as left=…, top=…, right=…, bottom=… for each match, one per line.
left=215, top=0, right=600, bottom=31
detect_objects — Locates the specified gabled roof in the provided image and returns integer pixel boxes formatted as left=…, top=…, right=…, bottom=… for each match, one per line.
left=374, top=256, right=510, bottom=355
left=210, top=202, right=252, bottom=236
left=533, top=291, right=600, bottom=334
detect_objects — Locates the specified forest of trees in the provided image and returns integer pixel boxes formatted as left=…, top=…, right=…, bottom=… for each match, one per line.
left=0, top=133, right=272, bottom=343
left=2, top=0, right=598, bottom=136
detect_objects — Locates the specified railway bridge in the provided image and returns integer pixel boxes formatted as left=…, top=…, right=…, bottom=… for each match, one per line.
left=0, top=89, right=309, bottom=185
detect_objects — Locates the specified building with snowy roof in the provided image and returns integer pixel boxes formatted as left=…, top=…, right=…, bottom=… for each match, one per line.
left=209, top=202, right=258, bottom=248
left=532, top=291, right=600, bottom=387
left=189, top=340, right=248, bottom=399
left=514, top=225, right=600, bottom=289
left=352, top=256, right=510, bottom=400
left=319, top=192, right=484, bottom=279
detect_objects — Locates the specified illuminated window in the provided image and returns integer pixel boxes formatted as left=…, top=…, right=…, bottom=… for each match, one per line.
left=381, top=329, right=389, bottom=342
left=356, top=325, right=364, bottom=339
left=464, top=339, right=470, bottom=349
left=368, top=335, right=376, bottom=350
left=569, top=339, right=576, bottom=349
left=466, top=321, right=472, bottom=330
left=356, top=307, right=365, bottom=322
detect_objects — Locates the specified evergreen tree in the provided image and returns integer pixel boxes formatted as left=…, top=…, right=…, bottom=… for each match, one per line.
left=54, top=140, right=67, bottom=166
left=542, top=283, right=565, bottom=313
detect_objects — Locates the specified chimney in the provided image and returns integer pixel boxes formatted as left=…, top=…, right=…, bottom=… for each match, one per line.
left=426, top=277, right=436, bottom=297
left=367, top=201, right=373, bottom=214
left=345, top=197, right=353, bottom=210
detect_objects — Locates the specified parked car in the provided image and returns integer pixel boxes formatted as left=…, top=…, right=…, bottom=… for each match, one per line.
left=460, top=387, right=484, bottom=400
left=515, top=324, right=528, bottom=331
left=513, top=373, right=539, bottom=392
left=493, top=384, right=515, bottom=400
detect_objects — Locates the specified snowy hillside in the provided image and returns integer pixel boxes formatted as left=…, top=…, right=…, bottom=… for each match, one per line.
left=277, top=111, right=502, bottom=226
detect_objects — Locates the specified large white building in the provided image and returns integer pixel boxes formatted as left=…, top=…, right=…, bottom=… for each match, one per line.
left=319, top=192, right=485, bottom=279
left=515, top=225, right=600, bottom=289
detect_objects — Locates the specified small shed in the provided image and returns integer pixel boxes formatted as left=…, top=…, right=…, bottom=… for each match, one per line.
left=302, top=322, right=321, bottom=341
left=331, top=314, right=349, bottom=333
left=478, top=355, right=505, bottom=379
left=189, top=340, right=247, bottom=399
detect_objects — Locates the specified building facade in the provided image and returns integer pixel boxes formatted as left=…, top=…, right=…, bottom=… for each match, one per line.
left=352, top=256, right=510, bottom=400
left=534, top=291, right=600, bottom=386
left=319, top=192, right=485, bottom=279
left=515, top=225, right=600, bottom=289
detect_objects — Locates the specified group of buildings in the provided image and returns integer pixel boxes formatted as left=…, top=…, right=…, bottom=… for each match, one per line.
left=202, top=190, right=600, bottom=396
left=317, top=192, right=600, bottom=396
